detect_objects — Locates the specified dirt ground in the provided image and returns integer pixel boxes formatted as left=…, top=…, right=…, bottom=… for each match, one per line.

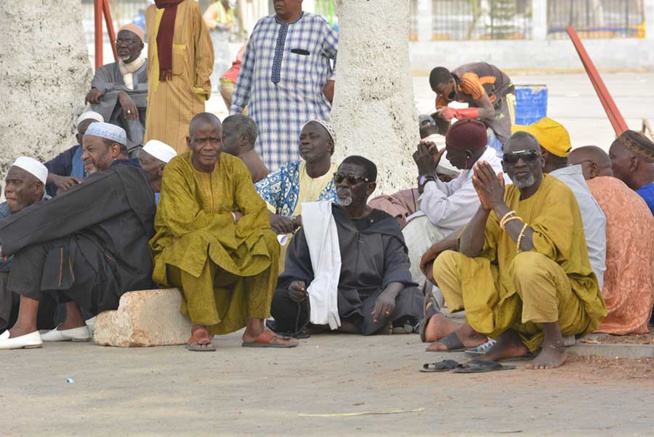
left=1, top=331, right=654, bottom=436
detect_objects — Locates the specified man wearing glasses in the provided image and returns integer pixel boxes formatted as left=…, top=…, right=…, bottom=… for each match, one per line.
left=269, top=156, right=424, bottom=337
left=85, top=24, right=148, bottom=156
left=429, top=132, right=607, bottom=370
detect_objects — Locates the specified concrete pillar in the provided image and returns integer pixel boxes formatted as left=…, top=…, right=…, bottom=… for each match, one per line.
left=331, top=0, right=418, bottom=194
left=417, top=0, right=433, bottom=42
left=646, top=0, right=654, bottom=41
left=532, top=0, right=548, bottom=40
left=0, top=0, right=91, bottom=178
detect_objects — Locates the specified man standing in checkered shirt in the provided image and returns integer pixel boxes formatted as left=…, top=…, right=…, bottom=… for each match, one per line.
left=230, top=0, right=338, bottom=171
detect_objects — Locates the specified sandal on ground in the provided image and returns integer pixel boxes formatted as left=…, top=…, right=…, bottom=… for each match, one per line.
left=453, top=359, right=516, bottom=373
left=185, top=328, right=216, bottom=352
left=420, top=359, right=459, bottom=373
left=242, top=329, right=299, bottom=348
left=427, top=331, right=466, bottom=352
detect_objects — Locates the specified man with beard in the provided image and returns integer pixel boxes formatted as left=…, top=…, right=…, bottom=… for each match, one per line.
left=85, top=24, right=148, bottom=155
left=426, top=132, right=606, bottom=369
left=269, top=156, right=424, bottom=336
left=0, top=123, right=156, bottom=349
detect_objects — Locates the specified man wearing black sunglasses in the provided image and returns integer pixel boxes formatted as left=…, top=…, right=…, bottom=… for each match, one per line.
left=270, top=156, right=424, bottom=336
left=428, top=132, right=607, bottom=370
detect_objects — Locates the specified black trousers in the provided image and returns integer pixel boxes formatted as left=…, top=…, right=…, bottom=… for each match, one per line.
left=7, top=236, right=120, bottom=316
left=271, top=285, right=424, bottom=336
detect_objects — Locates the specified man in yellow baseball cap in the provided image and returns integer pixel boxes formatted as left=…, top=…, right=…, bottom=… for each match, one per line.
left=512, top=117, right=607, bottom=291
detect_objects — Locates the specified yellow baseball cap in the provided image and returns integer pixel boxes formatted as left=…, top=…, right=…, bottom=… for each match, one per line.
left=511, top=117, right=572, bottom=158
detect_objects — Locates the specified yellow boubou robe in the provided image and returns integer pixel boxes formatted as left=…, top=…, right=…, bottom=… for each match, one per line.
left=144, top=0, right=214, bottom=153
left=150, top=153, right=279, bottom=335
left=434, top=175, right=607, bottom=350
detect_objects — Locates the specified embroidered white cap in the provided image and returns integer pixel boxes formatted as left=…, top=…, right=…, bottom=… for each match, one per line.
left=85, top=122, right=127, bottom=146
left=12, top=156, right=48, bottom=185
left=142, top=140, right=177, bottom=163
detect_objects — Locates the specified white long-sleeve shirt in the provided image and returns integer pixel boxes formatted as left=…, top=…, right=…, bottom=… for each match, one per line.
left=417, top=147, right=507, bottom=231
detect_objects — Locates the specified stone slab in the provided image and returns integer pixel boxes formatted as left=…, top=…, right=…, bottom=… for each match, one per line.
left=567, top=343, right=654, bottom=360
left=93, top=288, right=191, bottom=347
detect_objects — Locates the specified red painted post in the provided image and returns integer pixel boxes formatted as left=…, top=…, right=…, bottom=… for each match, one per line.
left=94, top=0, right=103, bottom=70
left=102, top=0, right=119, bottom=62
left=566, top=26, right=629, bottom=135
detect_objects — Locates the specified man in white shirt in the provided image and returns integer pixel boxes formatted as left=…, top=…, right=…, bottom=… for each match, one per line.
left=403, top=118, right=509, bottom=287
left=513, top=117, right=606, bottom=288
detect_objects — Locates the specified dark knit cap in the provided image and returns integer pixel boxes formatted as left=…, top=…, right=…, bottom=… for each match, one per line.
left=614, top=130, right=654, bottom=163
left=445, top=118, right=488, bottom=150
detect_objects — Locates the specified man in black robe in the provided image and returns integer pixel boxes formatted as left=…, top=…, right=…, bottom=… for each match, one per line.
left=270, top=156, right=424, bottom=336
left=0, top=122, right=155, bottom=350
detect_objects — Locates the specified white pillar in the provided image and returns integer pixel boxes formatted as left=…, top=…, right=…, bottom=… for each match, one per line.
left=0, top=0, right=91, bottom=177
left=532, top=0, right=548, bottom=40
left=331, top=0, right=418, bottom=194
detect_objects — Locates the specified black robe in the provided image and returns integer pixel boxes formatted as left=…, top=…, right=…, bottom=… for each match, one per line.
left=0, top=160, right=155, bottom=315
left=272, top=205, right=423, bottom=335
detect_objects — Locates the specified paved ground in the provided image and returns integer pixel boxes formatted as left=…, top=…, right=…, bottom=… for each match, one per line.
left=1, top=330, right=653, bottom=436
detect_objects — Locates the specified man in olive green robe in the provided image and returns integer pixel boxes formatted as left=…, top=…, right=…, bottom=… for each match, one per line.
left=425, top=132, right=606, bottom=369
left=150, top=113, right=297, bottom=351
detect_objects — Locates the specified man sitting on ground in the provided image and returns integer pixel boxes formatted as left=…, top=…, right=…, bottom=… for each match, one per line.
left=270, top=156, right=424, bottom=336
left=138, top=140, right=177, bottom=203
left=44, top=111, right=104, bottom=196
left=403, top=119, right=507, bottom=288
left=568, top=146, right=654, bottom=335
left=0, top=123, right=156, bottom=349
left=609, top=130, right=654, bottom=215
left=427, top=132, right=606, bottom=369
left=150, top=113, right=296, bottom=351
left=85, top=24, right=148, bottom=155
left=513, top=117, right=607, bottom=289
left=0, top=158, right=55, bottom=332
left=222, top=114, right=269, bottom=183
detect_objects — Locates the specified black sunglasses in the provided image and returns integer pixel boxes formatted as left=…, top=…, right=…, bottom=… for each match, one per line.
left=503, top=149, right=541, bottom=165
left=333, top=172, right=370, bottom=185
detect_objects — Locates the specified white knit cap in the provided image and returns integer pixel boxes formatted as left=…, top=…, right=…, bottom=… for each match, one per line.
left=86, top=122, right=127, bottom=146
left=142, top=140, right=177, bottom=163
left=12, top=156, right=48, bottom=185
left=76, top=111, right=104, bottom=127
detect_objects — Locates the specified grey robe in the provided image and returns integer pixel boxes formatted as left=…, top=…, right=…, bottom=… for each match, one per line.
left=272, top=205, right=424, bottom=335
left=91, top=61, right=148, bottom=154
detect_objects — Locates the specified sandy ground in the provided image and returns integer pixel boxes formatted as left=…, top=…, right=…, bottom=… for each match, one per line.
left=1, top=331, right=653, bottom=436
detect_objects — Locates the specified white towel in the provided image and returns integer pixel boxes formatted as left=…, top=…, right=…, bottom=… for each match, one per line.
left=301, top=201, right=341, bottom=329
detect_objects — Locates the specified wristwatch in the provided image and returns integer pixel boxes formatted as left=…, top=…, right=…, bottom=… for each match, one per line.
left=418, top=174, right=436, bottom=188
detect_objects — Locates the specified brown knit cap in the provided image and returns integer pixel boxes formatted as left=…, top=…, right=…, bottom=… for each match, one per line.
left=614, top=130, right=654, bottom=163
left=445, top=118, right=488, bottom=150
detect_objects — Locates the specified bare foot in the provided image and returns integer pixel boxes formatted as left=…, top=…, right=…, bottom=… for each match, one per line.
left=426, top=323, right=487, bottom=352
left=8, top=325, right=37, bottom=338
left=479, top=330, right=529, bottom=361
left=423, top=313, right=463, bottom=343
left=526, top=342, right=567, bottom=370
left=186, top=326, right=215, bottom=351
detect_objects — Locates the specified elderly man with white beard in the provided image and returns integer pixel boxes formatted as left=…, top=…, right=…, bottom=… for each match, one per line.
left=269, top=156, right=425, bottom=337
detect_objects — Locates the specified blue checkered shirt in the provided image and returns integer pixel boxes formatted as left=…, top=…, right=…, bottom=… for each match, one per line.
left=230, top=13, right=338, bottom=171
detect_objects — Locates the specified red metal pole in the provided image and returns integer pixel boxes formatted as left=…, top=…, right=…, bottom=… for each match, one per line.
left=102, top=0, right=119, bottom=62
left=94, top=0, right=103, bottom=70
left=566, top=26, right=629, bottom=135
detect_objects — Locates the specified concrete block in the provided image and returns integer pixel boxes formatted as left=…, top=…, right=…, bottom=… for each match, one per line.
left=94, top=288, right=191, bottom=347
left=567, top=343, right=654, bottom=360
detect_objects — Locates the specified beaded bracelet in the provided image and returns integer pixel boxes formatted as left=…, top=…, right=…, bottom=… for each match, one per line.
left=499, top=210, right=516, bottom=229
left=500, top=216, right=523, bottom=230
left=516, top=223, right=529, bottom=253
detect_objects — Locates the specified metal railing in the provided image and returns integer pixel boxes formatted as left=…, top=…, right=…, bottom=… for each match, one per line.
left=410, top=0, right=533, bottom=41
left=548, top=0, right=645, bottom=39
